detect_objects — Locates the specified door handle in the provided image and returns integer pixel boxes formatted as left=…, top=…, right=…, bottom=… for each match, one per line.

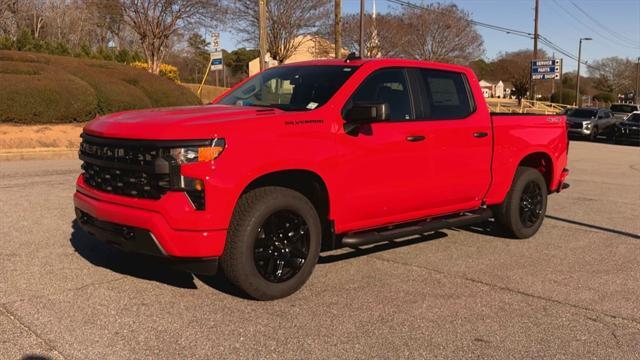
left=473, top=132, right=489, bottom=138
left=406, top=135, right=426, bottom=142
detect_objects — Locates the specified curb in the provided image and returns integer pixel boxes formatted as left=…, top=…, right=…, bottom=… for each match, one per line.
left=0, top=147, right=77, bottom=161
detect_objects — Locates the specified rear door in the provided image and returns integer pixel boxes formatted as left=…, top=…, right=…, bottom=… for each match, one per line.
left=407, top=67, right=493, bottom=211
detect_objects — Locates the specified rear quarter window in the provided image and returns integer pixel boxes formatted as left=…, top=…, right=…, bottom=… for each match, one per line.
left=413, top=68, right=475, bottom=120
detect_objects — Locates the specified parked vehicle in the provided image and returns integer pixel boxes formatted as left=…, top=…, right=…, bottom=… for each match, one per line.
left=610, top=103, right=640, bottom=122
left=566, top=107, right=616, bottom=141
left=74, top=58, right=570, bottom=300
left=613, top=111, right=640, bottom=145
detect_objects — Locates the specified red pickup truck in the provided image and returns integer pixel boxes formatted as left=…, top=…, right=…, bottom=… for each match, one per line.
left=74, top=58, right=569, bottom=300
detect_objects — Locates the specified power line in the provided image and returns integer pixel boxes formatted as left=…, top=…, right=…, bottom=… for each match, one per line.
left=386, top=0, right=534, bottom=39
left=550, top=0, right=640, bottom=50
left=385, top=0, right=602, bottom=72
left=568, top=0, right=640, bottom=48
left=538, top=35, right=603, bottom=72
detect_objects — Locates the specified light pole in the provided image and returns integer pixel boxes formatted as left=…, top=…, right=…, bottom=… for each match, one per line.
left=575, top=37, right=592, bottom=107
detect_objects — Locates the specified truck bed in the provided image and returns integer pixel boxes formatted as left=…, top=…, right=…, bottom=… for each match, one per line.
left=484, top=112, right=568, bottom=205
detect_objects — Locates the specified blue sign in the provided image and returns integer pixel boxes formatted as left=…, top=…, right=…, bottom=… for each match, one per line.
left=532, top=66, right=558, bottom=74
left=531, top=59, right=562, bottom=80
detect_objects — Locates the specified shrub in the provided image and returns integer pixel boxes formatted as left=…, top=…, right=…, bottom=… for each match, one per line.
left=551, top=89, right=577, bottom=105
left=0, top=61, right=97, bottom=123
left=593, top=92, right=615, bottom=103
left=0, top=50, right=200, bottom=124
left=130, top=62, right=180, bottom=82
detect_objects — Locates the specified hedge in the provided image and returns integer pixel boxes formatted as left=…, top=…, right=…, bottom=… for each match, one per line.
left=0, top=51, right=201, bottom=124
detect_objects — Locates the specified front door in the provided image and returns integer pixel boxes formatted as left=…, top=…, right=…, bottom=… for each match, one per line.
left=335, top=67, right=435, bottom=231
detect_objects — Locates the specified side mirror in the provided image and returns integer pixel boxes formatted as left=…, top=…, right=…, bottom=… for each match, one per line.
left=345, top=102, right=390, bottom=124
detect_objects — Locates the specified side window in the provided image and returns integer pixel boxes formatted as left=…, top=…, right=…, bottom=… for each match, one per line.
left=412, top=68, right=475, bottom=120
left=344, top=68, right=413, bottom=121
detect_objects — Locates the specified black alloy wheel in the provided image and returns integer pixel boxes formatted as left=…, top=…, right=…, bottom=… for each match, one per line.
left=492, top=166, right=548, bottom=239
left=221, top=186, right=321, bottom=300
left=253, top=210, right=310, bottom=283
left=519, top=181, right=543, bottom=228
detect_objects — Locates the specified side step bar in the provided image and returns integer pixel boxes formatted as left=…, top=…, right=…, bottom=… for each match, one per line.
left=341, top=208, right=492, bottom=248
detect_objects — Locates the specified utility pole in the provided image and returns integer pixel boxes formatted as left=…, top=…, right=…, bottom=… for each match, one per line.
left=633, top=56, right=640, bottom=104
left=335, top=0, right=342, bottom=58
left=359, top=0, right=365, bottom=57
left=575, top=37, right=592, bottom=107
left=259, top=0, right=267, bottom=71
left=551, top=51, right=555, bottom=99
left=531, top=0, right=539, bottom=101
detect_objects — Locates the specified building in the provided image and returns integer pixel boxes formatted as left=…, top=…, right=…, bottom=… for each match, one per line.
left=479, top=80, right=512, bottom=98
left=248, top=35, right=345, bottom=76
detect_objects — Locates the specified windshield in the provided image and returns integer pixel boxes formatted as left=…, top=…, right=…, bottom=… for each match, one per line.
left=218, top=65, right=358, bottom=111
left=567, top=109, right=597, bottom=118
left=611, top=104, right=638, bottom=113
left=625, top=113, right=640, bottom=123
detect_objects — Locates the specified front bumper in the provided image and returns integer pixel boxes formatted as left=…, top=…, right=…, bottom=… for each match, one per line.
left=75, top=208, right=219, bottom=274
left=568, top=127, right=591, bottom=137
left=74, top=189, right=227, bottom=260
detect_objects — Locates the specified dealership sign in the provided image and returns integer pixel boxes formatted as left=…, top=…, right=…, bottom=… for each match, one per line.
left=531, top=59, right=562, bottom=80
left=210, top=51, right=223, bottom=71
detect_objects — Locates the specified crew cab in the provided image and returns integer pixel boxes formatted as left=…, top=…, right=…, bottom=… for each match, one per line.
left=74, top=58, right=570, bottom=300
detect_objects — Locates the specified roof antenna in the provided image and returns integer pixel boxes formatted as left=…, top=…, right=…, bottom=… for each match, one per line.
left=344, top=52, right=361, bottom=63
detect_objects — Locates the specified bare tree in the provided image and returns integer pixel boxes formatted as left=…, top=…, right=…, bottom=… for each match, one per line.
left=0, top=0, right=18, bottom=37
left=400, top=4, right=483, bottom=64
left=589, top=57, right=636, bottom=95
left=339, top=4, right=483, bottom=63
left=3, top=0, right=46, bottom=39
left=340, top=13, right=405, bottom=58
left=116, top=0, right=226, bottom=74
left=230, top=0, right=330, bottom=64
left=491, top=49, right=548, bottom=103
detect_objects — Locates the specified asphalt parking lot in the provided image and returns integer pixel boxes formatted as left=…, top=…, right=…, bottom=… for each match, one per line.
left=1, top=140, right=639, bottom=359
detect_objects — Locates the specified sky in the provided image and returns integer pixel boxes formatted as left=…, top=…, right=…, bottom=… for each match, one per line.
left=218, top=0, right=640, bottom=73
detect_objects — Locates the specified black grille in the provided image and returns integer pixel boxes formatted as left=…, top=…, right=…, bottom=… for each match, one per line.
left=81, top=162, right=168, bottom=199
left=569, top=122, right=583, bottom=129
left=79, top=135, right=170, bottom=199
left=79, top=134, right=212, bottom=200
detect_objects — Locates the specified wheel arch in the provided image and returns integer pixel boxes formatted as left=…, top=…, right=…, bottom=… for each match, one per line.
left=517, top=151, right=554, bottom=191
left=240, top=169, right=334, bottom=249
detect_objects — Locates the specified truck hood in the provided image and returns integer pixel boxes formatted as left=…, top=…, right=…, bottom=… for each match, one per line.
left=84, top=105, right=282, bottom=140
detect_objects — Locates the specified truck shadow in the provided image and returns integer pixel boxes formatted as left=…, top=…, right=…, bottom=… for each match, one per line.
left=545, top=215, right=640, bottom=239
left=318, top=231, right=448, bottom=264
left=454, top=219, right=516, bottom=239
left=69, top=221, right=283, bottom=299
left=69, top=220, right=199, bottom=289
left=458, top=216, right=639, bottom=240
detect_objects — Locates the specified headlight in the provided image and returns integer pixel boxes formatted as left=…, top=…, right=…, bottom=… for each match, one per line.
left=170, top=138, right=225, bottom=164
left=583, top=121, right=592, bottom=128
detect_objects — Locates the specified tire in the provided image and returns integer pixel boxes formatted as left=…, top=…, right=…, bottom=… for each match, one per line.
left=589, top=127, right=599, bottom=141
left=221, top=186, right=321, bottom=300
left=493, top=167, right=548, bottom=239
